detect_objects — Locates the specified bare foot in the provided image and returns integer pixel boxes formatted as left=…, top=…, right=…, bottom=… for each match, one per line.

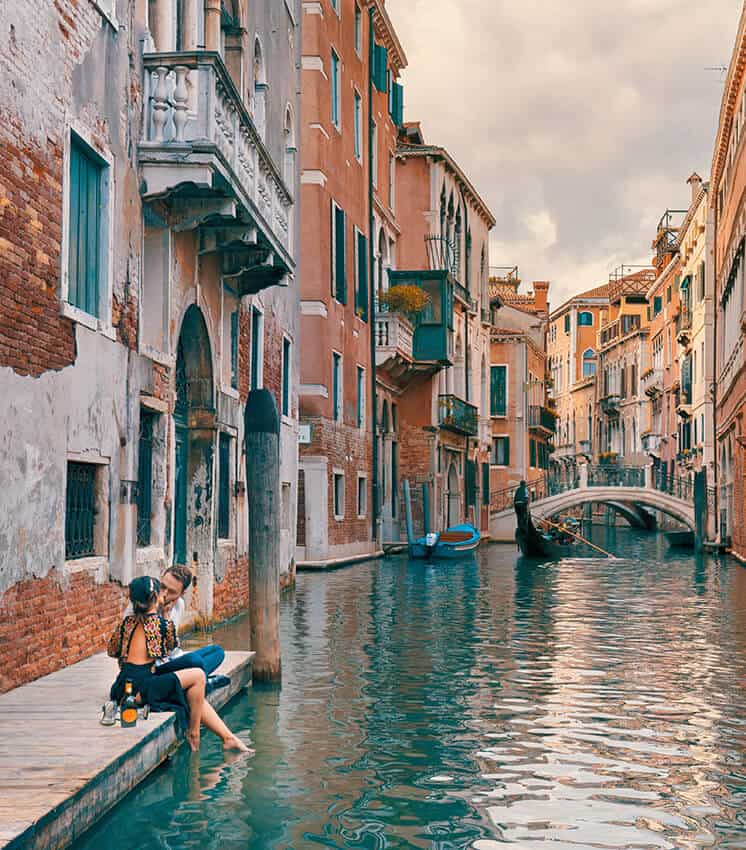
left=187, top=730, right=201, bottom=752
left=223, top=735, right=253, bottom=754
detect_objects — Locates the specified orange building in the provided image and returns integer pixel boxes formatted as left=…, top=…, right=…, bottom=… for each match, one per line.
left=710, top=6, right=746, bottom=560
left=297, top=0, right=406, bottom=564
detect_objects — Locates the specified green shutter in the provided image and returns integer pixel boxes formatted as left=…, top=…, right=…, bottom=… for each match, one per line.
left=466, top=460, right=477, bottom=507
left=482, top=462, right=490, bottom=506
left=357, top=231, right=368, bottom=320
left=654, top=296, right=662, bottom=315
left=564, top=313, right=570, bottom=333
left=335, top=206, right=347, bottom=304
left=68, top=137, right=102, bottom=317
left=373, top=44, right=388, bottom=92
left=530, top=439, right=536, bottom=468
left=490, top=365, right=506, bottom=416
left=504, top=435, right=510, bottom=465
left=282, top=338, right=290, bottom=417
left=391, top=82, right=404, bottom=126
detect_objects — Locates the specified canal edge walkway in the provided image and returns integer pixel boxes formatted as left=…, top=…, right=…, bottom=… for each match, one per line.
left=0, top=650, right=254, bottom=850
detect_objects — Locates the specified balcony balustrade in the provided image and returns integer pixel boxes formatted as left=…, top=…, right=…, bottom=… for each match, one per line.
left=139, top=51, right=292, bottom=292
left=641, top=432, right=662, bottom=454
left=438, top=394, right=479, bottom=436
left=578, top=439, right=592, bottom=456
left=528, top=405, right=558, bottom=433
left=641, top=368, right=663, bottom=397
left=600, top=394, right=621, bottom=416
left=375, top=313, right=414, bottom=364
left=551, top=443, right=575, bottom=460
left=676, top=306, right=692, bottom=346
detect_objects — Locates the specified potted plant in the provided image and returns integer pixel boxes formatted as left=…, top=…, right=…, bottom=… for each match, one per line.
left=379, top=284, right=431, bottom=323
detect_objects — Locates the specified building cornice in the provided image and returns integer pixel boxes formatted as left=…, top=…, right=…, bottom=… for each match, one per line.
left=368, top=0, right=407, bottom=75
left=710, top=6, right=746, bottom=195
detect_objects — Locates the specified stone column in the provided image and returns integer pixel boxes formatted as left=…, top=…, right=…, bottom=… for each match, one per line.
left=204, top=0, right=222, bottom=51
left=151, top=0, right=175, bottom=51
left=579, top=462, right=588, bottom=489
left=181, top=0, right=198, bottom=49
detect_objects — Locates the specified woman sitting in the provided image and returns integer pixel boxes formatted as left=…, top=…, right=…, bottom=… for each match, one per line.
left=108, top=576, right=250, bottom=753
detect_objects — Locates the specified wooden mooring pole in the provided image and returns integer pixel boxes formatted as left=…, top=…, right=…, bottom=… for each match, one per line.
left=244, top=388, right=281, bottom=681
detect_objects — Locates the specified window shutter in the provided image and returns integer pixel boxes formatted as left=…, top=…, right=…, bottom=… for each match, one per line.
left=335, top=205, right=346, bottom=304
left=490, top=365, right=506, bottom=416
left=503, top=436, right=510, bottom=465
left=357, top=231, right=368, bottom=320
left=391, top=82, right=404, bottom=126
left=230, top=310, right=238, bottom=389
left=466, top=460, right=477, bottom=507
left=481, top=462, right=490, bottom=506
left=373, top=44, right=388, bottom=92
left=530, top=439, right=536, bottom=468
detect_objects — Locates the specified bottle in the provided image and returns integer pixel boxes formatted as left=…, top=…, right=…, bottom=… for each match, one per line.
left=120, top=680, right=138, bottom=728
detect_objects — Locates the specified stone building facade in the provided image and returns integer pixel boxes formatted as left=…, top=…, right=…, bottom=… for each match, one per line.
left=0, top=0, right=300, bottom=692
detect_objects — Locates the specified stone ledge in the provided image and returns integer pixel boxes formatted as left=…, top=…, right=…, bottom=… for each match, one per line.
left=0, top=650, right=254, bottom=850
left=297, top=550, right=384, bottom=571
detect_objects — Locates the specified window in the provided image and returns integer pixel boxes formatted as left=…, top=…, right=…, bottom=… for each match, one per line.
left=331, top=49, right=340, bottom=128
left=529, top=439, right=537, bottom=469
left=578, top=311, right=593, bottom=326
left=282, top=337, right=291, bottom=417
left=373, top=44, right=388, bottom=92
left=698, top=261, right=706, bottom=301
left=490, top=365, right=507, bottom=416
left=356, top=365, right=365, bottom=429
left=372, top=123, right=378, bottom=188
left=653, top=296, right=662, bottom=316
left=65, top=462, right=97, bottom=559
left=137, top=410, right=157, bottom=547
left=564, top=313, right=570, bottom=333
left=357, top=475, right=367, bottom=517
left=333, top=472, right=345, bottom=519
left=230, top=308, right=239, bottom=390
left=582, top=349, right=596, bottom=378
left=388, top=152, right=395, bottom=210
left=354, top=90, right=362, bottom=160
left=666, top=285, right=672, bottom=304
left=218, top=433, right=231, bottom=539
left=331, top=0, right=340, bottom=15
left=390, top=81, right=404, bottom=127
left=253, top=39, right=267, bottom=141
left=354, top=2, right=362, bottom=54
left=354, top=228, right=368, bottom=319
left=332, top=352, right=343, bottom=421
left=492, top=436, right=510, bottom=466
left=331, top=201, right=347, bottom=303
left=250, top=307, right=263, bottom=390
left=67, top=134, right=106, bottom=318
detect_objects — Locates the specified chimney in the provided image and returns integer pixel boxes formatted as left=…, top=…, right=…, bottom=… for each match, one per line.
left=532, top=280, right=550, bottom=312
left=687, top=172, right=702, bottom=204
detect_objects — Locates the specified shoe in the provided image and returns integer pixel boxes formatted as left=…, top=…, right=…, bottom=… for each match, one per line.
left=206, top=674, right=231, bottom=694
left=138, top=704, right=150, bottom=720
left=100, top=701, right=117, bottom=726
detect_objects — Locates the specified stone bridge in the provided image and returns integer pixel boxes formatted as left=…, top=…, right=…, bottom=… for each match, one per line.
left=489, top=464, right=715, bottom=547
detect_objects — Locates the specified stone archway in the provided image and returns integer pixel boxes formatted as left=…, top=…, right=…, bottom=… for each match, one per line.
left=174, top=305, right=217, bottom=610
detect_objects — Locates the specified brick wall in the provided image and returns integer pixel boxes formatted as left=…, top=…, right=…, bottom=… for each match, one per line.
left=212, top=555, right=250, bottom=623
left=296, top=468, right=306, bottom=546
left=0, top=569, right=127, bottom=694
left=733, top=437, right=745, bottom=561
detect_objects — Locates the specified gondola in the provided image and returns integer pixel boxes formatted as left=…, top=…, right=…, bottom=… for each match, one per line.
left=665, top=530, right=695, bottom=548
left=514, top=506, right=576, bottom=559
left=410, top=524, right=480, bottom=560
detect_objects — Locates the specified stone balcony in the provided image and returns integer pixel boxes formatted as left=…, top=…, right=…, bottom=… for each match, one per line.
left=552, top=443, right=576, bottom=460
left=641, top=431, right=662, bottom=455
left=139, top=51, right=293, bottom=293
left=600, top=393, right=621, bottom=416
left=641, top=368, right=663, bottom=397
left=375, top=313, right=414, bottom=364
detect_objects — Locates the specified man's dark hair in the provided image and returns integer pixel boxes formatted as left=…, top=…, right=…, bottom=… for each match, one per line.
left=165, top=564, right=194, bottom=592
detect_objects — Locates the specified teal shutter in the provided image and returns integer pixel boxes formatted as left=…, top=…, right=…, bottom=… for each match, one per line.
left=503, top=436, right=510, bottom=465
left=466, top=460, right=477, bottom=507
left=654, top=296, right=662, bottom=314
left=391, top=82, right=404, bottom=126
left=282, top=337, right=290, bottom=416
left=490, top=366, right=506, bottom=416
left=331, top=50, right=340, bottom=125
left=373, top=44, right=388, bottom=92
left=530, top=439, right=536, bottom=468
left=481, top=462, right=490, bottom=506
left=68, top=136, right=102, bottom=317
left=356, top=231, right=368, bottom=320
left=564, top=313, right=570, bottom=333
left=335, top=206, right=347, bottom=304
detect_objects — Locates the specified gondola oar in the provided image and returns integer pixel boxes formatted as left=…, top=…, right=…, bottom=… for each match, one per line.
left=536, top=516, right=615, bottom=559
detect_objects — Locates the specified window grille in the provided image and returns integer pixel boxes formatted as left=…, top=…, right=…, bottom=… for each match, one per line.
left=65, top=462, right=96, bottom=559
left=218, top=433, right=231, bottom=539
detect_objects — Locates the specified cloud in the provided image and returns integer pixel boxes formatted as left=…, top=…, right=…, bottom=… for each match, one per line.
left=387, top=0, right=741, bottom=309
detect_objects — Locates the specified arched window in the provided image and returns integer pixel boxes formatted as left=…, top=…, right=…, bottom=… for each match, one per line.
left=582, top=348, right=596, bottom=378
left=283, top=105, right=296, bottom=189
left=454, top=209, right=462, bottom=277
left=578, top=311, right=593, bottom=326
left=252, top=37, right=267, bottom=140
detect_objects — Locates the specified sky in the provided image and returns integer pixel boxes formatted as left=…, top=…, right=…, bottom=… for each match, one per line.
left=387, top=0, right=743, bottom=311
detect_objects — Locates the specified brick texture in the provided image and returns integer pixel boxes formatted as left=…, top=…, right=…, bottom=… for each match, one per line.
left=213, top=555, right=250, bottom=622
left=0, top=569, right=127, bottom=694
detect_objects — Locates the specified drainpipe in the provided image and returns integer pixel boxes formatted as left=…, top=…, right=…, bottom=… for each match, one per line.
left=368, top=6, right=379, bottom=543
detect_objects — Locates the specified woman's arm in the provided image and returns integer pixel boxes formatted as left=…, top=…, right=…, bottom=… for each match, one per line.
left=107, top=620, right=124, bottom=658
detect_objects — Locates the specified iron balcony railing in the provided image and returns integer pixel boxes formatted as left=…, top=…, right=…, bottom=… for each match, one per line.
left=438, top=394, right=479, bottom=436
left=600, top=394, right=621, bottom=416
left=528, top=405, right=557, bottom=433
left=587, top=465, right=645, bottom=487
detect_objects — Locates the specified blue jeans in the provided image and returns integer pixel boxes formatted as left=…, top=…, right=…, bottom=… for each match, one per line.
left=155, top=644, right=225, bottom=677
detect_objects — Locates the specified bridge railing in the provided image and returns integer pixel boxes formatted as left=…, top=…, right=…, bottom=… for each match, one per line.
left=489, top=473, right=575, bottom=513
left=587, top=465, right=645, bottom=488
left=652, top=470, right=692, bottom=501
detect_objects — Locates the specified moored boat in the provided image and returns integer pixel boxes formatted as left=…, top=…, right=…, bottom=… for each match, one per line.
left=410, top=524, right=480, bottom=560
left=665, top=530, right=695, bottom=548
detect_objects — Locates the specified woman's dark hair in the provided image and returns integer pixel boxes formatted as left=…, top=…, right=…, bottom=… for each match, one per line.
left=165, top=564, right=194, bottom=592
left=129, top=576, right=161, bottom=615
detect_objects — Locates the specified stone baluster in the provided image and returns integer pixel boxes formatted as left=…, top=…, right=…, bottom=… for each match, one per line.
left=204, top=0, right=222, bottom=51
left=579, top=463, right=588, bottom=489
left=151, top=66, right=171, bottom=142
left=172, top=65, right=189, bottom=141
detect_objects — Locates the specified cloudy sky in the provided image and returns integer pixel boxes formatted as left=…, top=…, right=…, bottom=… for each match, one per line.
left=387, top=0, right=742, bottom=310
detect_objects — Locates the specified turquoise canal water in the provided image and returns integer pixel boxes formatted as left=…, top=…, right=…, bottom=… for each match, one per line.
left=73, top=530, right=746, bottom=849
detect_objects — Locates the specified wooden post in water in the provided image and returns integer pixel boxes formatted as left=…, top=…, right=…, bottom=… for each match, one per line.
left=244, top=389, right=281, bottom=681
left=423, top=482, right=431, bottom=535
left=403, top=480, right=414, bottom=556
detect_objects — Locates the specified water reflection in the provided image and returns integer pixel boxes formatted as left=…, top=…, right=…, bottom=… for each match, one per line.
left=73, top=532, right=746, bottom=849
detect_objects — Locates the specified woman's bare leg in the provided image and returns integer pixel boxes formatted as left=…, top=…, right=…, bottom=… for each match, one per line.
left=200, top=702, right=252, bottom=753
left=175, top=668, right=206, bottom=751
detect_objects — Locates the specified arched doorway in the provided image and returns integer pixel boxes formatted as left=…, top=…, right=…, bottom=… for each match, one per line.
left=446, top=462, right=460, bottom=527
left=173, top=305, right=215, bottom=569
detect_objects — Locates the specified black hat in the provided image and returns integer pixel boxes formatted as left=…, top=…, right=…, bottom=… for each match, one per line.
left=129, top=576, right=161, bottom=605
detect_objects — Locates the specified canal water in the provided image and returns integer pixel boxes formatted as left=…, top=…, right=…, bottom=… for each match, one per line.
left=74, top=530, right=746, bottom=849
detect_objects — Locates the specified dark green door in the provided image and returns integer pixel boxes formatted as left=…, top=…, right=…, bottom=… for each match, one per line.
left=174, top=425, right=187, bottom=565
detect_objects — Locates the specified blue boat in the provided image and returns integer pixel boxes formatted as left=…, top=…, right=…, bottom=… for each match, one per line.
left=410, top=524, right=481, bottom=560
